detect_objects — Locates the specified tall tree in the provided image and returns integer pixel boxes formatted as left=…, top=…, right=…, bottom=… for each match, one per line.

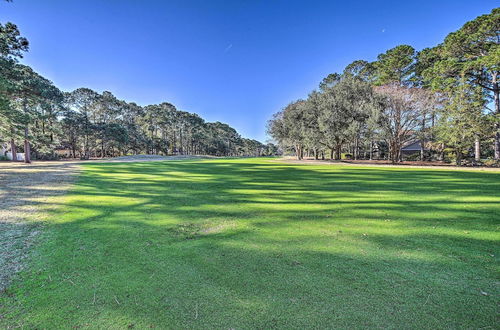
left=267, top=101, right=307, bottom=159
left=374, top=85, right=425, bottom=163
left=435, top=81, right=488, bottom=165
left=0, top=19, right=28, bottom=160
left=343, top=60, right=376, bottom=83
left=11, top=64, right=62, bottom=162
left=318, top=76, right=375, bottom=160
left=0, top=22, right=28, bottom=59
left=374, top=45, right=416, bottom=86
left=429, top=8, right=500, bottom=158
left=65, top=88, right=100, bottom=159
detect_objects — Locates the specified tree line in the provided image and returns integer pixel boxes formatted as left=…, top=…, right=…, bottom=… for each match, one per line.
left=268, top=8, right=499, bottom=165
left=0, top=12, right=277, bottom=162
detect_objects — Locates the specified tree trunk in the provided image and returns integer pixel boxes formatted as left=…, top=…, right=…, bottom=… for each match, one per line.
left=330, top=148, right=334, bottom=160
left=456, top=150, right=462, bottom=166
left=179, top=129, right=183, bottom=155
left=335, top=144, right=342, bottom=160
left=420, top=113, right=426, bottom=161
left=24, top=126, right=31, bottom=163
left=475, top=136, right=481, bottom=162
left=83, top=134, right=89, bottom=160
left=10, top=138, right=17, bottom=161
left=494, top=83, right=499, bottom=160
left=393, top=138, right=402, bottom=163
left=23, top=102, right=31, bottom=163
left=354, top=138, right=358, bottom=160
left=369, top=140, right=373, bottom=160
left=390, top=141, right=396, bottom=164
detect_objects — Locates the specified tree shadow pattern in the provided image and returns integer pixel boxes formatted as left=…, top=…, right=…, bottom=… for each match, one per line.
left=1, top=159, right=499, bottom=329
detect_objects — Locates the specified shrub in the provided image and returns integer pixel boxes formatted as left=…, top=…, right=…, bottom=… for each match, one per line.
left=443, top=148, right=458, bottom=164
left=404, top=152, right=420, bottom=161
left=484, top=158, right=500, bottom=167
left=35, top=152, right=60, bottom=161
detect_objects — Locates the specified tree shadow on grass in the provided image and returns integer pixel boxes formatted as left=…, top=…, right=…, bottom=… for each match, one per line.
left=1, top=160, right=499, bottom=328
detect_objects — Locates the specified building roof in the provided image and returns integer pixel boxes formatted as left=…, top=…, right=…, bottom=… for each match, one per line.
left=402, top=140, right=428, bottom=151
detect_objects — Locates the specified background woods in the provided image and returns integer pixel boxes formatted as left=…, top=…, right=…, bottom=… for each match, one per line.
left=0, top=9, right=277, bottom=162
left=268, top=8, right=500, bottom=165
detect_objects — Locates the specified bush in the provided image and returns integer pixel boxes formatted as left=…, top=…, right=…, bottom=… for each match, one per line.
left=404, top=152, right=420, bottom=161
left=484, top=158, right=500, bottom=167
left=342, top=153, right=352, bottom=160
left=443, top=148, right=458, bottom=164
left=0, top=155, right=9, bottom=161
left=35, top=152, right=60, bottom=161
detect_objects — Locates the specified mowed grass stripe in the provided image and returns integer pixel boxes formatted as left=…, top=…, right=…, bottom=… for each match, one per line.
left=1, top=158, right=499, bottom=328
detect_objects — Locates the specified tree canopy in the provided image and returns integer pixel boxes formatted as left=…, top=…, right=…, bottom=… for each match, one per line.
left=0, top=16, right=276, bottom=161
left=268, top=7, right=499, bottom=166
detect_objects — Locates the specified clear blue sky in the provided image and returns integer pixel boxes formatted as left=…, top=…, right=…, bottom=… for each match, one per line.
left=1, top=1, right=497, bottom=141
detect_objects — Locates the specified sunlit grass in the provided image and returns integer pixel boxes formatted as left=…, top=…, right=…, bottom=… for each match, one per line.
left=1, top=158, right=499, bottom=328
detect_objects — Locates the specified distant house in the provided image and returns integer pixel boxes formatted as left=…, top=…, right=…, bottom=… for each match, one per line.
left=0, top=142, right=25, bottom=161
left=401, top=140, right=429, bottom=157
left=54, top=148, right=73, bottom=158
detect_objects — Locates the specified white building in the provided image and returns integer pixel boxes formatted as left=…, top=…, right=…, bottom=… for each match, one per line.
left=1, top=142, right=25, bottom=161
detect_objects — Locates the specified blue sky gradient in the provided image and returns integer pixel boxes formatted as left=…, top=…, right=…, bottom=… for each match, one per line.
left=1, top=0, right=497, bottom=141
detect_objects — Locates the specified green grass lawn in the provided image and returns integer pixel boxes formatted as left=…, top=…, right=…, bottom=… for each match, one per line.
left=1, top=158, right=499, bottom=328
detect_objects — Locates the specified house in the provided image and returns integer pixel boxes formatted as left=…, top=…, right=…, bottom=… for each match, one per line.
left=54, top=148, right=73, bottom=158
left=0, top=142, right=25, bottom=161
left=401, top=140, right=429, bottom=157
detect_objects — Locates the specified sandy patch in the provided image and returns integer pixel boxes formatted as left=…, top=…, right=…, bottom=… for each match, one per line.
left=0, top=161, right=80, bottom=291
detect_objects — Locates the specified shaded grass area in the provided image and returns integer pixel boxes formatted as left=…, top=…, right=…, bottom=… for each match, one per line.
left=1, top=158, right=499, bottom=328
left=0, top=161, right=78, bottom=292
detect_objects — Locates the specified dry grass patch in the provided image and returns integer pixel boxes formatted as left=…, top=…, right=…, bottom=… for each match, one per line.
left=0, top=161, right=80, bottom=291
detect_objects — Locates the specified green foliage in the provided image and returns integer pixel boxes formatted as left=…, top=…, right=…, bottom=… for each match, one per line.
left=435, top=82, right=487, bottom=165
left=483, top=157, right=500, bottom=167
left=318, top=72, right=341, bottom=91
left=403, top=152, right=420, bottom=161
left=268, top=75, right=379, bottom=160
left=0, top=12, right=274, bottom=160
left=420, top=8, right=500, bottom=158
left=0, top=23, right=28, bottom=143
left=343, top=60, right=376, bottom=82
left=0, top=21, right=28, bottom=59
left=270, top=8, right=498, bottom=162
left=374, top=45, right=416, bottom=85
left=442, top=8, right=499, bottom=76
left=421, top=8, right=499, bottom=93
left=1, top=55, right=275, bottom=159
